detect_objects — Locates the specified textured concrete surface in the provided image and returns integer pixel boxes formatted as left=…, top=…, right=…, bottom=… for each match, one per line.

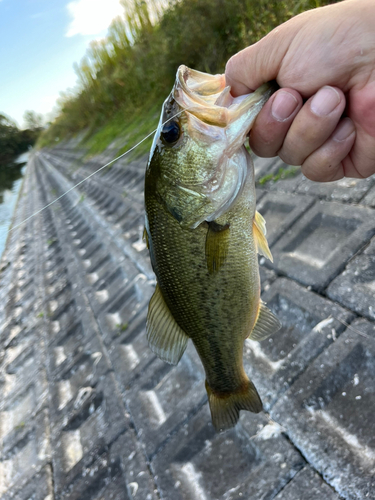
left=0, top=145, right=374, bottom=500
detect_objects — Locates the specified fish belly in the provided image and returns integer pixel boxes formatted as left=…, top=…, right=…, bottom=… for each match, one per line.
left=149, top=190, right=259, bottom=382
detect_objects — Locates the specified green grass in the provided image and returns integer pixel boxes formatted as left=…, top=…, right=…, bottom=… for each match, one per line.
left=116, top=322, right=129, bottom=333
left=38, top=0, right=339, bottom=152
left=258, top=165, right=300, bottom=185
left=81, top=100, right=162, bottom=161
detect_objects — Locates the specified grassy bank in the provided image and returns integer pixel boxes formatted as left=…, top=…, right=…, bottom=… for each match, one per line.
left=38, top=0, right=339, bottom=158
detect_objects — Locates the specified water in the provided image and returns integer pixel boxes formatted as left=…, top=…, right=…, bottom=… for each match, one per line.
left=0, top=152, right=28, bottom=258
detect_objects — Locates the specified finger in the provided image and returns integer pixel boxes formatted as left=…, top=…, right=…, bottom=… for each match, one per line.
left=249, top=88, right=303, bottom=157
left=342, top=129, right=375, bottom=179
left=225, top=35, right=288, bottom=95
left=301, top=118, right=356, bottom=182
left=278, top=86, right=346, bottom=166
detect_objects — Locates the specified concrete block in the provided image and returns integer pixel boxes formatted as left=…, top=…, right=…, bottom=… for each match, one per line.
left=274, top=466, right=340, bottom=500
left=47, top=298, right=78, bottom=338
left=259, top=261, right=277, bottom=293
left=48, top=320, right=86, bottom=372
left=257, top=192, right=315, bottom=246
left=255, top=157, right=303, bottom=193
left=47, top=282, right=73, bottom=320
left=86, top=263, right=138, bottom=315
left=152, top=404, right=305, bottom=500
left=57, top=452, right=130, bottom=500
left=267, top=170, right=303, bottom=193
left=45, top=271, right=69, bottom=298
left=112, top=432, right=159, bottom=500
left=0, top=465, right=54, bottom=500
left=125, top=342, right=206, bottom=458
left=1, top=342, right=48, bottom=407
left=271, top=319, right=375, bottom=500
left=255, top=187, right=267, bottom=202
left=297, top=175, right=375, bottom=203
left=327, top=236, right=375, bottom=321
left=2, top=320, right=38, bottom=352
left=52, top=373, right=129, bottom=493
left=0, top=410, right=51, bottom=497
left=109, top=307, right=157, bottom=390
left=49, top=348, right=111, bottom=427
left=362, top=184, right=375, bottom=207
left=243, top=278, right=354, bottom=409
left=98, top=273, right=151, bottom=344
left=252, top=154, right=280, bottom=181
left=270, top=201, right=375, bottom=291
left=0, top=377, right=49, bottom=453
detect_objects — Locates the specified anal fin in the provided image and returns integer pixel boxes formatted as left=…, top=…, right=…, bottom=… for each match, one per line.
left=146, top=284, right=189, bottom=365
left=248, top=301, right=281, bottom=341
left=253, top=210, right=273, bottom=262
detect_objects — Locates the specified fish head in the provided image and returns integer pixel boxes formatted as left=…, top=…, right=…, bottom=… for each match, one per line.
left=146, top=65, right=276, bottom=228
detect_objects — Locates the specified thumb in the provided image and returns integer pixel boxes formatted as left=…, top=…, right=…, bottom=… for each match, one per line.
left=225, top=22, right=298, bottom=96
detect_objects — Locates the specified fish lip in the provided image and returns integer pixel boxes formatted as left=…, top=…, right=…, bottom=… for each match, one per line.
left=174, top=65, right=277, bottom=131
left=177, top=65, right=226, bottom=104
left=174, top=66, right=229, bottom=127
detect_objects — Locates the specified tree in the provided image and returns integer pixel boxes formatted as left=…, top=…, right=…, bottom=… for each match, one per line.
left=0, top=114, right=21, bottom=161
left=0, top=112, right=39, bottom=163
left=23, top=110, right=44, bottom=131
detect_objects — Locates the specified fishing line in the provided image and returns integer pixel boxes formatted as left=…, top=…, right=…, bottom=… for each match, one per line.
left=8, top=108, right=188, bottom=234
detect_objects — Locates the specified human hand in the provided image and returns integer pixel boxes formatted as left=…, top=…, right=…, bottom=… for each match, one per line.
left=225, top=0, right=375, bottom=182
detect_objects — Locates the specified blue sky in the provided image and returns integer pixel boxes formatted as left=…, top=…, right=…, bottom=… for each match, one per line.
left=0, top=0, right=124, bottom=128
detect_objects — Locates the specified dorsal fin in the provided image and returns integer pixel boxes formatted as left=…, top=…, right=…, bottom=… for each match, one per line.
left=253, top=211, right=273, bottom=262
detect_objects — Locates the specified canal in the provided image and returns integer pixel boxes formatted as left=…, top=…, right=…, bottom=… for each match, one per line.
left=0, top=151, right=28, bottom=258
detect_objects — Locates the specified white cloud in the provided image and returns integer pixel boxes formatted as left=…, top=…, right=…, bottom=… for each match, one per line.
left=66, top=0, right=124, bottom=37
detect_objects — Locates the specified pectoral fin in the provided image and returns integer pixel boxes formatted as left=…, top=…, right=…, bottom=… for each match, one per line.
left=146, top=284, right=189, bottom=365
left=248, top=301, right=281, bottom=341
left=205, top=221, right=230, bottom=274
left=253, top=211, right=273, bottom=262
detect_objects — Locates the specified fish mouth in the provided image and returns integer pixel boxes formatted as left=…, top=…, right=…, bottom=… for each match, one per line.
left=174, top=65, right=277, bottom=130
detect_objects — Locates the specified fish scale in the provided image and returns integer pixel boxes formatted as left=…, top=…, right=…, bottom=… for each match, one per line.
left=144, top=65, right=281, bottom=431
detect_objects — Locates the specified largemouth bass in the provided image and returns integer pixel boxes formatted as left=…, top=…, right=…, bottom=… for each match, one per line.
left=144, top=65, right=281, bottom=432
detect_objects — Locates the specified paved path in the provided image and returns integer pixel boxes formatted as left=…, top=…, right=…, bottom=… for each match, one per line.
left=0, top=144, right=374, bottom=499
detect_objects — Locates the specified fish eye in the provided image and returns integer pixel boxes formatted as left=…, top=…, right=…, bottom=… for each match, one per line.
left=161, top=120, right=181, bottom=145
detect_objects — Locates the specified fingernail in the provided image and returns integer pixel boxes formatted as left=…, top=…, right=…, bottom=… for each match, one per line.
left=311, top=86, right=340, bottom=116
left=271, top=91, right=298, bottom=121
left=332, top=118, right=355, bottom=142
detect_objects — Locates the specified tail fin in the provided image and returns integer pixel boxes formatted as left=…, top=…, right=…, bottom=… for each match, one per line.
left=206, top=379, right=263, bottom=432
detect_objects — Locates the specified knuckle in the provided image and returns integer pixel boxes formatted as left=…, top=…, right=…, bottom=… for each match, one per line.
left=278, top=149, right=303, bottom=166
left=278, top=138, right=305, bottom=166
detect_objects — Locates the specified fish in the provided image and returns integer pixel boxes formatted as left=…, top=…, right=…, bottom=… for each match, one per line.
left=144, top=65, right=281, bottom=432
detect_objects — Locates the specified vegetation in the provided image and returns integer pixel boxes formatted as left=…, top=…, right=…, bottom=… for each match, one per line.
left=39, top=0, right=340, bottom=155
left=258, top=165, right=300, bottom=185
left=0, top=158, right=25, bottom=204
left=0, top=111, right=43, bottom=164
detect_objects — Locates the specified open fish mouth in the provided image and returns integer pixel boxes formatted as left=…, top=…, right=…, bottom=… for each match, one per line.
left=168, top=65, right=277, bottom=225
left=148, top=65, right=278, bottom=229
left=174, top=64, right=277, bottom=130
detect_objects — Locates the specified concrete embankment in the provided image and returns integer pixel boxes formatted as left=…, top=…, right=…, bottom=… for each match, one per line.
left=0, top=144, right=374, bottom=499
